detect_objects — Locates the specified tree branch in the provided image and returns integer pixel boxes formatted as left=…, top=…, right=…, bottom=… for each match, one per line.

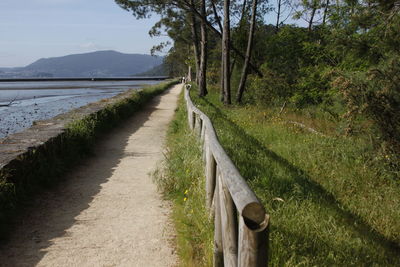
left=177, top=0, right=263, bottom=77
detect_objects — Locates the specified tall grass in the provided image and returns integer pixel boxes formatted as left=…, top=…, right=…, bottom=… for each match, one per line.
left=153, top=92, right=213, bottom=266
left=189, top=86, right=400, bottom=266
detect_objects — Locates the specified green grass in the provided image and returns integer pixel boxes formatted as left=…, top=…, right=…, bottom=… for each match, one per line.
left=188, top=86, right=400, bottom=266
left=153, top=92, right=213, bottom=266
left=0, top=80, right=178, bottom=241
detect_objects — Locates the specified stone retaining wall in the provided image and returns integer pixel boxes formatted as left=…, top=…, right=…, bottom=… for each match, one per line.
left=0, top=80, right=178, bottom=239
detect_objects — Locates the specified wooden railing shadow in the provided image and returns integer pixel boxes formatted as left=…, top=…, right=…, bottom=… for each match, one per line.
left=185, top=85, right=269, bottom=267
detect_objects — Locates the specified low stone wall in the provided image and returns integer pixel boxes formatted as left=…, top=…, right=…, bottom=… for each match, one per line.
left=0, top=89, right=133, bottom=169
left=0, top=80, right=179, bottom=239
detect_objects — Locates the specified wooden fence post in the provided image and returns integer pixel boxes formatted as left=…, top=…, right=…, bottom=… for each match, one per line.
left=206, top=143, right=216, bottom=209
left=202, top=134, right=207, bottom=162
left=191, top=112, right=195, bottom=130
left=214, top=167, right=224, bottom=267
left=187, top=105, right=192, bottom=128
left=195, top=115, right=202, bottom=136
left=238, top=215, right=269, bottom=267
left=200, top=118, right=206, bottom=141
left=219, top=174, right=238, bottom=267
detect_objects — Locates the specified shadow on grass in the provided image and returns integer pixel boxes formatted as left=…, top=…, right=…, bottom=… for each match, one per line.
left=196, top=95, right=400, bottom=264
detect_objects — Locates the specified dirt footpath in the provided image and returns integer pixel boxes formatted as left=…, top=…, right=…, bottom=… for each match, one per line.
left=0, top=84, right=182, bottom=267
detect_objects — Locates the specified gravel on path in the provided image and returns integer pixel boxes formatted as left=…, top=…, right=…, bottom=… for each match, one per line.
left=0, top=84, right=183, bottom=267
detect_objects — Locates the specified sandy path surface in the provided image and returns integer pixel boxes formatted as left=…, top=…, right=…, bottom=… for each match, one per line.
left=0, top=84, right=182, bottom=267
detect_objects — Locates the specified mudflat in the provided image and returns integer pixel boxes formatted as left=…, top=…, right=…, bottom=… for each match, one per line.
left=0, top=80, right=160, bottom=138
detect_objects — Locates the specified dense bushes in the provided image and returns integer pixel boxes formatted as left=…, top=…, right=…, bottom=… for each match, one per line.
left=218, top=2, right=400, bottom=178
left=333, top=56, right=400, bottom=177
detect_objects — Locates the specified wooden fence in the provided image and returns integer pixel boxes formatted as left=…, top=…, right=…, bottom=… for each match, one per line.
left=184, top=85, right=269, bottom=267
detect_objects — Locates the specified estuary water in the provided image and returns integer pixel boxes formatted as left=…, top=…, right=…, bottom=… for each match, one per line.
left=0, top=80, right=161, bottom=138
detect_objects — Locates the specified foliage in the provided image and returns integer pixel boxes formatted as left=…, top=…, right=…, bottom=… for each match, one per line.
left=333, top=55, right=400, bottom=177
left=118, top=0, right=400, bottom=263
left=244, top=64, right=291, bottom=106
left=232, top=1, right=400, bottom=175
left=327, top=1, right=400, bottom=173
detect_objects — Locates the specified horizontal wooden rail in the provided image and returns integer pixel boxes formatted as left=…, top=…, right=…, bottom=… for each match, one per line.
left=184, top=85, right=269, bottom=267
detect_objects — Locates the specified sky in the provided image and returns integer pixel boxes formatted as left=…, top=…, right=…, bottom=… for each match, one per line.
left=0, top=0, right=301, bottom=68
left=0, top=0, right=170, bottom=67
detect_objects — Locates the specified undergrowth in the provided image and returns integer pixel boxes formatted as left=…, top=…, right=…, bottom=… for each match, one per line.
left=153, top=92, right=213, bottom=266
left=0, top=80, right=178, bottom=241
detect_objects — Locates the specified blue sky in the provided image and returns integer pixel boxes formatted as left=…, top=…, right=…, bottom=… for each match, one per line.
left=0, top=0, right=301, bottom=68
left=0, top=0, right=169, bottom=67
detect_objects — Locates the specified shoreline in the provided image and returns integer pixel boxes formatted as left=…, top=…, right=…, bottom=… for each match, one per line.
left=0, top=80, right=163, bottom=138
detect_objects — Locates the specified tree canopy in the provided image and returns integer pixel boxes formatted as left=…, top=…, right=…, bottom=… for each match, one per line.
left=116, top=0, right=400, bottom=176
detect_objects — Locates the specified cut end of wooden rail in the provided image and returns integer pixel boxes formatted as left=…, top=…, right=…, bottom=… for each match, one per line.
left=242, top=202, right=268, bottom=231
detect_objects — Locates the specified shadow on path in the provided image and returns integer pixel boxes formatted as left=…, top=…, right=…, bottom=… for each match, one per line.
left=0, top=89, right=168, bottom=266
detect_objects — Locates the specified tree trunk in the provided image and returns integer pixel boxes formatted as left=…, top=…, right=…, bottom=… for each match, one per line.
left=211, top=0, right=225, bottom=102
left=222, top=0, right=231, bottom=104
left=236, top=0, right=258, bottom=103
left=230, top=57, right=236, bottom=81
left=182, top=2, right=264, bottom=78
left=189, top=2, right=201, bottom=83
left=308, top=5, right=316, bottom=31
left=198, top=0, right=208, bottom=96
left=220, top=54, right=225, bottom=102
left=322, top=0, right=329, bottom=25
left=188, top=65, right=192, bottom=81
left=240, top=0, right=247, bottom=26
left=308, top=0, right=318, bottom=31
left=276, top=0, right=282, bottom=30
left=211, top=0, right=223, bottom=33
left=230, top=0, right=246, bottom=83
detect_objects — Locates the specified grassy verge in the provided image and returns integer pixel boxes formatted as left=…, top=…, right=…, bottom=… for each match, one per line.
left=0, top=80, right=178, bottom=241
left=153, top=92, right=213, bottom=266
left=189, top=86, right=400, bottom=265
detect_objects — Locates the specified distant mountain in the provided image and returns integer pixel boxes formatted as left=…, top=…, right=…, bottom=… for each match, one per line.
left=134, top=63, right=167, bottom=77
left=0, top=51, right=163, bottom=78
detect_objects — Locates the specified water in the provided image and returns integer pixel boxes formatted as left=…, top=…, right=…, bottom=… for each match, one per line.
left=0, top=80, right=161, bottom=138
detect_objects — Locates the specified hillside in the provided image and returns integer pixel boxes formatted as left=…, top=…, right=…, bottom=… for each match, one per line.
left=0, top=51, right=163, bottom=78
left=134, top=63, right=167, bottom=77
